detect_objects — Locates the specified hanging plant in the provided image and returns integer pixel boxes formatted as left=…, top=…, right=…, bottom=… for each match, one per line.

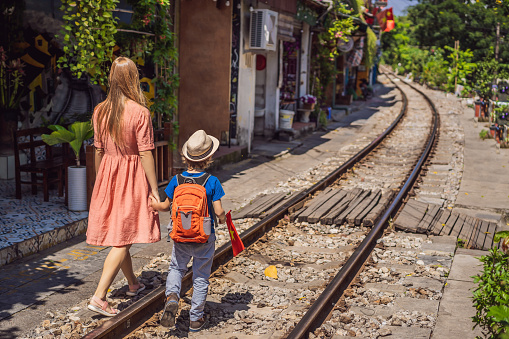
left=128, top=0, right=179, bottom=128
left=58, top=0, right=118, bottom=85
left=318, top=1, right=355, bottom=59
left=364, top=27, right=377, bottom=69
left=309, top=1, right=355, bottom=105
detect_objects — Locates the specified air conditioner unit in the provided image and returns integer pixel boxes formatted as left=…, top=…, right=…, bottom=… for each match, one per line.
left=249, top=9, right=278, bottom=51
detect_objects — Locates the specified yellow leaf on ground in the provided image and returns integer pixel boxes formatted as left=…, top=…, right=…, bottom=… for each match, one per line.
left=433, top=171, right=437, bottom=174
left=264, top=265, right=278, bottom=279
left=465, top=193, right=469, bottom=195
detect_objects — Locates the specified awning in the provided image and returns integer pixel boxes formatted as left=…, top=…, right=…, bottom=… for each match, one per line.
left=302, top=0, right=329, bottom=9
left=278, top=13, right=295, bottom=42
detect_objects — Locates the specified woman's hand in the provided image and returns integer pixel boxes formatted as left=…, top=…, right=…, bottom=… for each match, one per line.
left=151, top=197, right=171, bottom=211
left=150, top=195, right=161, bottom=210
left=150, top=190, right=161, bottom=204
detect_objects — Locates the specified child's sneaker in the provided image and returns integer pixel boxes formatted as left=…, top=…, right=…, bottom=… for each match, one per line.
left=160, top=293, right=179, bottom=327
left=189, top=316, right=208, bottom=332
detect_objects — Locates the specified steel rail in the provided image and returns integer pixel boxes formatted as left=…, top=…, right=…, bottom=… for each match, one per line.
left=83, top=75, right=408, bottom=339
left=287, top=74, right=439, bottom=339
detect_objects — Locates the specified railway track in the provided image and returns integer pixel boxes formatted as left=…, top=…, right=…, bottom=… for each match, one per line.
left=81, top=73, right=438, bottom=339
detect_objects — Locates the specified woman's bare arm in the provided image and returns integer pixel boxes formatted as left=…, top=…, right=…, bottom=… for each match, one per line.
left=139, top=150, right=160, bottom=202
left=95, top=148, right=104, bottom=174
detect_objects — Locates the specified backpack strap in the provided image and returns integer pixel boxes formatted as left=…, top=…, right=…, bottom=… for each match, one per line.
left=176, top=173, right=211, bottom=187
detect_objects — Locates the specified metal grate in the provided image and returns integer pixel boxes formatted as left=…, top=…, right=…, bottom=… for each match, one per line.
left=250, top=11, right=263, bottom=48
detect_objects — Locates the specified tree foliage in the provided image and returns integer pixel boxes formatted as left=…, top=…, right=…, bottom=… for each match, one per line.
left=408, top=0, right=509, bottom=63
left=382, top=13, right=477, bottom=92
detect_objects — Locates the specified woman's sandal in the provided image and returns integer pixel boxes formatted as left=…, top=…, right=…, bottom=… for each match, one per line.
left=87, top=295, right=119, bottom=317
left=126, top=282, right=146, bottom=296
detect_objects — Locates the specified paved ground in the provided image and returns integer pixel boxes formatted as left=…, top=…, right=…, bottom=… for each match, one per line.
left=432, top=248, right=484, bottom=338
left=454, top=99, right=509, bottom=222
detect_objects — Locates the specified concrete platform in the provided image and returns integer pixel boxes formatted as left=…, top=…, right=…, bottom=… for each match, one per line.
left=454, top=104, right=509, bottom=214
left=431, top=248, right=485, bottom=338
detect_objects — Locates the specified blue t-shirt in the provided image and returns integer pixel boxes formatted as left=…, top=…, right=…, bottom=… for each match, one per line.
left=164, top=171, right=225, bottom=233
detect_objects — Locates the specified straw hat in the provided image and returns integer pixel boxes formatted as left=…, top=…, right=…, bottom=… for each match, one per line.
left=182, top=130, right=220, bottom=162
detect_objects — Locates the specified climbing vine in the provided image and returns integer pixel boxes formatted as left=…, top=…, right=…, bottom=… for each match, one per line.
left=128, top=0, right=179, bottom=126
left=318, top=1, right=355, bottom=59
left=58, top=0, right=118, bottom=85
left=311, top=0, right=355, bottom=102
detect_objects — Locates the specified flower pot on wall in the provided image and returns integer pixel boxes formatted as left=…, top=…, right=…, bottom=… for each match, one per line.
left=302, top=103, right=315, bottom=110
left=474, top=100, right=482, bottom=118
left=68, top=166, right=87, bottom=211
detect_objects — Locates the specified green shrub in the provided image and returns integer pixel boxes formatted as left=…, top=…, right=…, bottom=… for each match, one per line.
left=473, top=244, right=509, bottom=338
left=480, top=129, right=490, bottom=140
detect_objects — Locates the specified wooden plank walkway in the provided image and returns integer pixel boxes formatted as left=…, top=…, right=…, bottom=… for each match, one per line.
left=234, top=187, right=396, bottom=228
left=233, top=189, right=497, bottom=251
left=393, top=198, right=498, bottom=250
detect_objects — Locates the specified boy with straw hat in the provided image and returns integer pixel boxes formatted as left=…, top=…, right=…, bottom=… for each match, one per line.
left=151, top=130, right=226, bottom=332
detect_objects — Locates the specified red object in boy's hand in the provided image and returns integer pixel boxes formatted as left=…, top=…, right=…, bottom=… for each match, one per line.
left=226, top=211, right=245, bottom=256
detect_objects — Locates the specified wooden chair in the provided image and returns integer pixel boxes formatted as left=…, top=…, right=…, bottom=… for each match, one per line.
left=13, top=127, right=65, bottom=202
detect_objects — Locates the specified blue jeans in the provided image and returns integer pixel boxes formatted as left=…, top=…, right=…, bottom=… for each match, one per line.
left=165, top=233, right=215, bottom=321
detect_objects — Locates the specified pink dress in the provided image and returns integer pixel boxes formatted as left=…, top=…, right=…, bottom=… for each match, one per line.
left=87, top=100, right=161, bottom=246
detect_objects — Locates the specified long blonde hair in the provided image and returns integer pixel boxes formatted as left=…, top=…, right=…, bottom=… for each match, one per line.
left=94, top=57, right=146, bottom=148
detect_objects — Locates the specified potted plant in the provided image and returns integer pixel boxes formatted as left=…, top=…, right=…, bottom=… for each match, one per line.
left=42, top=121, right=93, bottom=211
left=0, top=46, right=26, bottom=154
left=300, top=94, right=317, bottom=110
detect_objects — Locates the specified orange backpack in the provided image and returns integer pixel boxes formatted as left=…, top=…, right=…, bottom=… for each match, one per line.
left=169, top=173, right=212, bottom=243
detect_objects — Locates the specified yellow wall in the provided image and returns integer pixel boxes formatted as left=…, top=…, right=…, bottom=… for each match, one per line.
left=356, top=67, right=369, bottom=97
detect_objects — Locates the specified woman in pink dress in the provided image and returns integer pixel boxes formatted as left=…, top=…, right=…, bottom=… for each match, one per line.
left=86, top=57, right=161, bottom=316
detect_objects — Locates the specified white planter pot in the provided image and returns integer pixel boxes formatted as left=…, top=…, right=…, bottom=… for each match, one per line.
left=299, top=110, right=311, bottom=123
left=68, top=166, right=87, bottom=211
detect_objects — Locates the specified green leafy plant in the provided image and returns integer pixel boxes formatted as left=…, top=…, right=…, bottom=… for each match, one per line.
left=309, top=1, right=355, bottom=107
left=444, top=45, right=475, bottom=93
left=469, top=50, right=509, bottom=101
left=479, top=129, right=490, bottom=140
left=42, top=122, right=93, bottom=167
left=318, top=109, right=328, bottom=128
left=58, top=0, right=118, bottom=85
left=127, top=0, right=179, bottom=135
left=0, top=46, right=25, bottom=110
left=319, top=1, right=355, bottom=59
left=473, top=245, right=509, bottom=338
left=365, top=28, right=377, bottom=70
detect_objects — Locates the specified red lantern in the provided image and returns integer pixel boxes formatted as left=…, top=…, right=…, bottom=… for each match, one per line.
left=256, top=54, right=266, bottom=71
